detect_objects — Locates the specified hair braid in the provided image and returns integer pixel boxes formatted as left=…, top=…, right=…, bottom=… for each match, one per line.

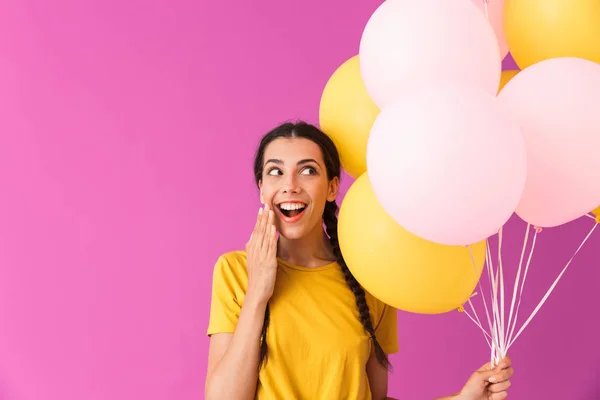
left=258, top=303, right=270, bottom=368
left=323, top=200, right=391, bottom=371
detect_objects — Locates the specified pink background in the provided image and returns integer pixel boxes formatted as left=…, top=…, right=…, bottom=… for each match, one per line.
left=0, top=1, right=598, bottom=399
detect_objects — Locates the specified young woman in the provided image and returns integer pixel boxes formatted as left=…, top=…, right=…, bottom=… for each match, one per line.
left=205, top=122, right=514, bottom=400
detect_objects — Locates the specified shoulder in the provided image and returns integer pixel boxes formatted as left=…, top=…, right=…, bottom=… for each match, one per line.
left=212, top=250, right=249, bottom=285
left=364, top=288, right=395, bottom=323
left=214, top=250, right=247, bottom=269
left=363, top=287, right=385, bottom=310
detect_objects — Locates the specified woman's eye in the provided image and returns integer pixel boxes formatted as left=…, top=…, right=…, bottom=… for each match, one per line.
left=267, top=168, right=282, bottom=176
left=300, top=167, right=317, bottom=175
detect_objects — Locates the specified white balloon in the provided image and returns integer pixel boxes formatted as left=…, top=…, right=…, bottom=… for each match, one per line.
left=359, top=0, right=501, bottom=109
left=366, top=82, right=527, bottom=246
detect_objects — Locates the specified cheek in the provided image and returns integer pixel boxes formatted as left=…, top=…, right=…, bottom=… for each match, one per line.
left=260, top=187, right=277, bottom=205
left=311, top=183, right=330, bottom=202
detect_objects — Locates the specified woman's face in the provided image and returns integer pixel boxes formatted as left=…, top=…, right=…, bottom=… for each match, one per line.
left=259, top=137, right=339, bottom=240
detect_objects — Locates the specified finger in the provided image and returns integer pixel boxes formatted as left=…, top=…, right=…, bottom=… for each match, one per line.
left=478, top=356, right=511, bottom=372
left=268, top=204, right=275, bottom=226
left=258, top=207, right=272, bottom=251
left=247, top=208, right=263, bottom=250
left=265, top=209, right=276, bottom=251
left=256, top=204, right=269, bottom=249
left=488, top=380, right=511, bottom=393
left=252, top=207, right=264, bottom=237
left=497, top=356, right=512, bottom=370
left=250, top=207, right=266, bottom=256
left=489, top=367, right=514, bottom=383
left=266, top=224, right=278, bottom=260
left=477, top=359, right=498, bottom=372
left=488, top=392, right=508, bottom=400
left=476, top=366, right=498, bottom=383
left=261, top=211, right=274, bottom=252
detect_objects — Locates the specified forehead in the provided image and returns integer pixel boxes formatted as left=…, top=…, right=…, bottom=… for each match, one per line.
left=263, top=137, right=324, bottom=163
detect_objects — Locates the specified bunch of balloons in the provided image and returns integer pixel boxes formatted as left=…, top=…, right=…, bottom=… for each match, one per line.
left=319, top=0, right=600, bottom=314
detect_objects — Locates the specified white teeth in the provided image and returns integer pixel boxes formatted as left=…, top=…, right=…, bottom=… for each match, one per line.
left=279, top=203, right=306, bottom=211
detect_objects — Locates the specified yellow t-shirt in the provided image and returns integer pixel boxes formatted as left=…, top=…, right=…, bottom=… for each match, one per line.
left=207, top=250, right=399, bottom=400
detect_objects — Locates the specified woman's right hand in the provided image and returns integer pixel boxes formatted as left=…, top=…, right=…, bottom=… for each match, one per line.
left=245, top=203, right=278, bottom=306
left=457, top=357, right=514, bottom=400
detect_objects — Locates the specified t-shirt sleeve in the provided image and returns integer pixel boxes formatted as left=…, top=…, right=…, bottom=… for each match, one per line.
left=206, top=254, right=244, bottom=336
left=373, top=304, right=399, bottom=355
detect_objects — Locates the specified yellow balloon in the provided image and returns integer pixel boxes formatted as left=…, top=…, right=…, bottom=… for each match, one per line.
left=498, top=70, right=519, bottom=94
left=593, top=207, right=600, bottom=216
left=319, top=56, right=379, bottom=179
left=338, top=174, right=485, bottom=314
left=504, top=0, right=600, bottom=69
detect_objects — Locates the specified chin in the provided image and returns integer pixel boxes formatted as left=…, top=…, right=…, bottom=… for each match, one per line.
left=277, top=218, right=323, bottom=241
left=277, top=227, right=307, bottom=241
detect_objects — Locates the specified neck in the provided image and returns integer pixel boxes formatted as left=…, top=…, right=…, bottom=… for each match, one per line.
left=277, top=223, right=336, bottom=268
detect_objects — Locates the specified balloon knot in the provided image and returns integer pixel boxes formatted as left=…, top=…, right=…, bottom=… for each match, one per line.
left=457, top=305, right=465, bottom=313
left=596, top=216, right=600, bottom=224
left=534, top=226, right=543, bottom=233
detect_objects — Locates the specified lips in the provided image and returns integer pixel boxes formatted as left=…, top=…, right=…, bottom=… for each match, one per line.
left=276, top=201, right=307, bottom=223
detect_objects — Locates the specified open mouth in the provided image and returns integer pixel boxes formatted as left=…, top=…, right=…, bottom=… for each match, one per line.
left=277, top=202, right=307, bottom=221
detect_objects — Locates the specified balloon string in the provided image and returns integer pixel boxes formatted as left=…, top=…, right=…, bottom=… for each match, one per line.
left=485, top=241, right=496, bottom=334
left=468, top=246, right=492, bottom=334
left=490, top=324, right=497, bottom=366
left=468, top=245, right=499, bottom=352
left=486, top=241, right=505, bottom=359
left=485, top=242, right=499, bottom=359
left=466, top=295, right=486, bottom=333
left=466, top=246, right=494, bottom=345
left=585, top=213, right=599, bottom=223
left=497, top=227, right=506, bottom=354
left=504, top=224, right=531, bottom=349
left=506, top=226, right=538, bottom=348
left=463, top=301, right=492, bottom=345
left=508, top=222, right=597, bottom=349
left=483, top=0, right=489, bottom=18
left=488, top=240, right=505, bottom=358
left=463, top=244, right=503, bottom=363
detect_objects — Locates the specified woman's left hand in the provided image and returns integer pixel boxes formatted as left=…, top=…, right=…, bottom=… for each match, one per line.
left=457, top=357, right=514, bottom=400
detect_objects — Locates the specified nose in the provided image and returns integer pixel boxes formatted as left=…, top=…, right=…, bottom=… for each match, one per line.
left=282, top=173, right=300, bottom=194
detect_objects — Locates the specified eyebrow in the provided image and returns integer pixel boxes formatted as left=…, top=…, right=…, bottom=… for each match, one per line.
left=264, top=158, right=321, bottom=167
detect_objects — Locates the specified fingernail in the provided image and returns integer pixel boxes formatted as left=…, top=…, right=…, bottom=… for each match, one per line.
left=489, top=377, right=497, bottom=383
left=259, top=207, right=263, bottom=214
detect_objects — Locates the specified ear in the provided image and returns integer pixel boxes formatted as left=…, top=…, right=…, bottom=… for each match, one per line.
left=259, top=180, right=264, bottom=204
left=327, top=176, right=339, bottom=202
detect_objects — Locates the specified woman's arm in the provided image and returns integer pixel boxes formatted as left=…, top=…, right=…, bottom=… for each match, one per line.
left=436, top=357, right=514, bottom=400
left=367, top=355, right=456, bottom=400
left=205, top=296, right=267, bottom=400
left=368, top=356, right=513, bottom=400
left=205, top=206, right=278, bottom=399
left=366, top=353, right=389, bottom=400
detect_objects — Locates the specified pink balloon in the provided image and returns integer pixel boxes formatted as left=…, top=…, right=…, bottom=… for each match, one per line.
left=471, top=0, right=508, bottom=59
left=497, top=57, right=600, bottom=228
left=367, top=83, right=527, bottom=246
left=359, top=0, right=501, bottom=109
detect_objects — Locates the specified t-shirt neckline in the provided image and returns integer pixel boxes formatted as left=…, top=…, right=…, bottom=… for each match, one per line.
left=276, top=257, right=338, bottom=272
